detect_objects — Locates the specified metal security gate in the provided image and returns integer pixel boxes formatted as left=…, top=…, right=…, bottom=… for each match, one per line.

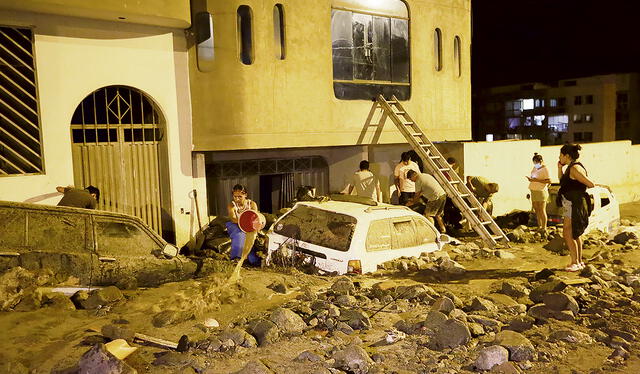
left=70, top=86, right=163, bottom=234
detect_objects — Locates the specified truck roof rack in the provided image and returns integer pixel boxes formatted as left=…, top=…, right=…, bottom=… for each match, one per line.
left=365, top=206, right=411, bottom=213
left=328, top=194, right=378, bottom=206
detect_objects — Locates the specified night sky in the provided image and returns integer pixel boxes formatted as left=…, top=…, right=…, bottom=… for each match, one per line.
left=471, top=0, right=640, bottom=89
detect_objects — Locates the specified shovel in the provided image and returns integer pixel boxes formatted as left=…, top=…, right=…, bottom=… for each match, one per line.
left=186, top=189, right=205, bottom=253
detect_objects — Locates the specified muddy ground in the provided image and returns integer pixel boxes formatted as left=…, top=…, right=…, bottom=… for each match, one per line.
left=2, top=203, right=640, bottom=373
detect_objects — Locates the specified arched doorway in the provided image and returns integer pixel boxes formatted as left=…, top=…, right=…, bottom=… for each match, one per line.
left=70, top=86, right=166, bottom=235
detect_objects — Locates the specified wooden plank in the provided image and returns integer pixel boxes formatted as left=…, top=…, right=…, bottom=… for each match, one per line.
left=133, top=333, right=178, bottom=350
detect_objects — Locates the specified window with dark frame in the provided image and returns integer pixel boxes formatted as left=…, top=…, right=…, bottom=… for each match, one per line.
left=574, top=95, right=582, bottom=105
left=331, top=0, right=410, bottom=100
left=585, top=94, right=593, bottom=104
left=583, top=132, right=593, bottom=142
left=195, top=12, right=214, bottom=72
left=237, top=5, right=253, bottom=65
left=434, top=28, right=442, bottom=71
left=453, top=36, right=461, bottom=77
left=573, top=114, right=582, bottom=123
left=0, top=26, right=43, bottom=175
left=273, top=4, right=285, bottom=60
left=574, top=132, right=583, bottom=141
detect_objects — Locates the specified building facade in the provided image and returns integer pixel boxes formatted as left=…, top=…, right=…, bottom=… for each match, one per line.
left=188, top=0, right=473, bottom=215
left=473, top=73, right=640, bottom=146
left=0, top=0, right=473, bottom=246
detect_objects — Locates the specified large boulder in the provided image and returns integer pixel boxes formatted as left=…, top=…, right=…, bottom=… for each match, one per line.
left=331, top=345, right=373, bottom=374
left=218, top=328, right=258, bottom=348
left=529, top=279, right=568, bottom=303
left=434, top=319, right=471, bottom=349
left=78, top=286, right=124, bottom=310
left=613, top=231, right=637, bottom=245
left=0, top=267, right=51, bottom=311
left=422, top=310, right=449, bottom=330
left=42, top=293, right=76, bottom=310
left=269, top=308, right=306, bottom=335
left=247, top=319, right=280, bottom=346
left=542, top=292, right=579, bottom=313
left=331, top=277, right=355, bottom=295
left=548, top=329, right=593, bottom=344
left=432, top=296, right=455, bottom=314
left=468, top=297, right=498, bottom=312
left=493, top=330, right=536, bottom=362
left=528, top=304, right=575, bottom=322
left=507, top=315, right=535, bottom=332
left=78, top=344, right=137, bottom=374
left=338, top=309, right=371, bottom=330
left=13, top=288, right=43, bottom=311
left=474, top=345, right=509, bottom=371
left=101, top=324, right=135, bottom=342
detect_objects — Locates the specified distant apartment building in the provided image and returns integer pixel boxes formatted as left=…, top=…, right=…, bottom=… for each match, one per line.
left=473, top=73, right=640, bottom=145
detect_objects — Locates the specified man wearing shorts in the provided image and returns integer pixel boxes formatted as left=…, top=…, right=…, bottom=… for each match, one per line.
left=406, top=170, right=447, bottom=233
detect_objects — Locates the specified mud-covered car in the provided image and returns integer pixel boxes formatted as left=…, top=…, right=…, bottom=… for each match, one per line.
left=0, top=201, right=196, bottom=287
left=546, top=184, right=620, bottom=234
left=265, top=196, right=450, bottom=274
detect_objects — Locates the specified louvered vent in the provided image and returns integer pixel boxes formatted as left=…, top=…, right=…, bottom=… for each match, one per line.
left=0, top=26, right=42, bottom=175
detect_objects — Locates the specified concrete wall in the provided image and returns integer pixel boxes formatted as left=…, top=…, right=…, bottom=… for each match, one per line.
left=0, top=11, right=201, bottom=245
left=189, top=0, right=472, bottom=151
left=0, top=0, right=191, bottom=28
left=457, top=140, right=640, bottom=216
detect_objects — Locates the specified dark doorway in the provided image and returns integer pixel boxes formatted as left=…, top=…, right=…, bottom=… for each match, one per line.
left=259, top=174, right=283, bottom=214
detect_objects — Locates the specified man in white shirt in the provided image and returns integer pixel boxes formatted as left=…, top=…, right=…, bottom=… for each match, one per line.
left=348, top=160, right=382, bottom=202
left=394, top=152, right=421, bottom=205
left=407, top=170, right=447, bottom=233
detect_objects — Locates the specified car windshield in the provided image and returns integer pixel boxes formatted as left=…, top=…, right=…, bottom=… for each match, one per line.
left=273, top=205, right=356, bottom=252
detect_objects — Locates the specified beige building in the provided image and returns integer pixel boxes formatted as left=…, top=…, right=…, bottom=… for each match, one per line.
left=0, top=0, right=197, bottom=244
left=189, top=0, right=473, bottom=215
left=0, top=0, right=473, bottom=245
left=474, top=73, right=640, bottom=146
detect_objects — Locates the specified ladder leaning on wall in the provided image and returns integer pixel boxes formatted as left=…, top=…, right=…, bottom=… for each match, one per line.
left=365, top=94, right=509, bottom=248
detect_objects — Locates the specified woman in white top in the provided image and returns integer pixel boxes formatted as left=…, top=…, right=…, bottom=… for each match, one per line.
left=526, top=153, right=551, bottom=231
left=226, top=184, right=260, bottom=265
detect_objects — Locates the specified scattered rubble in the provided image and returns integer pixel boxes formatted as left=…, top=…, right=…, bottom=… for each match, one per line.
left=3, top=218, right=640, bottom=373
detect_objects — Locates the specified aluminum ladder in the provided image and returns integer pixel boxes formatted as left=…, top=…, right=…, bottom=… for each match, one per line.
left=367, top=94, right=509, bottom=248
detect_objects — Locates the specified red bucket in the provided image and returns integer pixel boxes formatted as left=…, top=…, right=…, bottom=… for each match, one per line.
left=238, top=210, right=266, bottom=233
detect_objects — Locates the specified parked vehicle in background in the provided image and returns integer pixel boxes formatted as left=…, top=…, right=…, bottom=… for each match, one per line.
left=0, top=201, right=195, bottom=287
left=266, top=195, right=450, bottom=275
left=546, top=184, right=620, bottom=234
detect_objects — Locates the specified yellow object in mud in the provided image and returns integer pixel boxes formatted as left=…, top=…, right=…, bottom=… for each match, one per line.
left=105, top=339, right=138, bottom=360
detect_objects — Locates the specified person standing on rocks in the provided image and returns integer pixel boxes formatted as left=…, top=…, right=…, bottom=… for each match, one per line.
left=406, top=170, right=447, bottom=233
left=557, top=143, right=609, bottom=272
left=226, top=184, right=261, bottom=266
left=394, top=152, right=421, bottom=205
left=527, top=152, right=551, bottom=232
left=348, top=160, right=382, bottom=202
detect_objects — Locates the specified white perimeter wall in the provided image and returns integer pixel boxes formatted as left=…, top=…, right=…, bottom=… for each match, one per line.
left=460, top=140, right=640, bottom=216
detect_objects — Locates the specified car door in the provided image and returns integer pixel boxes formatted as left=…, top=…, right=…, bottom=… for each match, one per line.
left=364, top=218, right=393, bottom=273
left=23, top=209, right=95, bottom=284
left=92, top=217, right=192, bottom=286
left=390, top=216, right=430, bottom=261
left=412, top=217, right=440, bottom=251
left=0, top=206, right=26, bottom=272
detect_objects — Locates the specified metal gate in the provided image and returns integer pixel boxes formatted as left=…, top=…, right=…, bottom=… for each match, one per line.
left=70, top=86, right=163, bottom=233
